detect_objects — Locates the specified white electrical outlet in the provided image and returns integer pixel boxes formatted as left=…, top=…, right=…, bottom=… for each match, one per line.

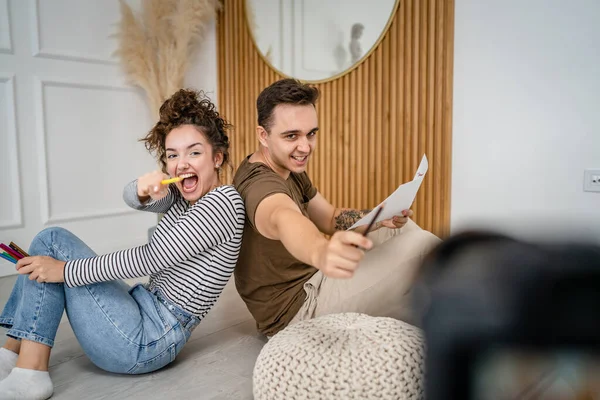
left=583, top=169, right=600, bottom=193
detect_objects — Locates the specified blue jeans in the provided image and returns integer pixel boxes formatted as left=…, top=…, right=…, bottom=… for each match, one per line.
left=0, top=227, right=200, bottom=374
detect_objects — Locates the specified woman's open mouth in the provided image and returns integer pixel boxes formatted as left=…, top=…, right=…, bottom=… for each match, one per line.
left=178, top=173, right=198, bottom=193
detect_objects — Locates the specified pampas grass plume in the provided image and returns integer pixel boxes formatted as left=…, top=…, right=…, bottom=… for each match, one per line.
left=113, top=0, right=221, bottom=118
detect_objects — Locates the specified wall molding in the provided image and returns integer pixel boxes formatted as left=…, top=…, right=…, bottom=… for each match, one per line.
left=34, top=77, right=139, bottom=225
left=0, top=74, right=23, bottom=228
left=44, top=208, right=139, bottom=225
left=30, top=0, right=117, bottom=65
left=0, top=0, right=13, bottom=54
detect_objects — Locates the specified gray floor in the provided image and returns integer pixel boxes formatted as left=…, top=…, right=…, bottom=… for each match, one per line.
left=0, top=275, right=265, bottom=399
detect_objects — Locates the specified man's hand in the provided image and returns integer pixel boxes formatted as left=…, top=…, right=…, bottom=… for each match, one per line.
left=314, top=231, right=373, bottom=279
left=16, top=256, right=66, bottom=283
left=137, top=170, right=171, bottom=202
left=379, top=209, right=413, bottom=230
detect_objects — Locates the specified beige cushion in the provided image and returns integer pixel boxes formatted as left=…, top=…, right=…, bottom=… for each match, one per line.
left=253, top=313, right=425, bottom=399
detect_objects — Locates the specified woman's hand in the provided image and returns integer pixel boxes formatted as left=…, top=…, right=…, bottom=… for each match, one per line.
left=16, top=256, right=66, bottom=283
left=379, top=209, right=413, bottom=230
left=137, top=170, right=171, bottom=202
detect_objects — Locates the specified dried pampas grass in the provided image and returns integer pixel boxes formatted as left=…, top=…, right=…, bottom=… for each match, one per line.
left=113, top=0, right=221, bottom=118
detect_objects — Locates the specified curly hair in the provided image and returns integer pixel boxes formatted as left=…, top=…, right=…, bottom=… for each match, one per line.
left=257, top=79, right=319, bottom=133
left=141, top=89, right=232, bottom=173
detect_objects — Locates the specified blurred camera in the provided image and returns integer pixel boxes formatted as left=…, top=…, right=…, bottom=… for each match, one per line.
left=414, top=232, right=600, bottom=399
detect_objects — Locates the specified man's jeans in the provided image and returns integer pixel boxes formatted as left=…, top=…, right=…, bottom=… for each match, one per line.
left=0, top=227, right=200, bottom=374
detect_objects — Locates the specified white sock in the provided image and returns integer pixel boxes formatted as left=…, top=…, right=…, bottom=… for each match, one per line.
left=0, top=348, right=17, bottom=382
left=0, top=368, right=53, bottom=400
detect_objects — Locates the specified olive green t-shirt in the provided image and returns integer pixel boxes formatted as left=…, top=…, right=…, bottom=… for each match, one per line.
left=233, top=156, right=318, bottom=336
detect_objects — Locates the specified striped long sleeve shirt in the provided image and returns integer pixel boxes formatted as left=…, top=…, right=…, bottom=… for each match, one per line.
left=63, top=181, right=245, bottom=318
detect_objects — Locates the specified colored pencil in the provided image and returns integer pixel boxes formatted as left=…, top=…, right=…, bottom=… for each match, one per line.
left=161, top=177, right=183, bottom=185
left=9, top=242, right=29, bottom=257
left=0, top=252, right=16, bottom=264
left=363, top=203, right=386, bottom=236
left=1, top=243, right=23, bottom=260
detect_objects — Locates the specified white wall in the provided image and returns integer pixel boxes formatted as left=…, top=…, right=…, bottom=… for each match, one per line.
left=451, top=0, right=600, bottom=242
left=186, top=19, right=218, bottom=105
left=0, top=1, right=218, bottom=277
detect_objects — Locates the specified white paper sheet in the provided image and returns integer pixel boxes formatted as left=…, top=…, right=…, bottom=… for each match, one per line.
left=349, top=155, right=428, bottom=230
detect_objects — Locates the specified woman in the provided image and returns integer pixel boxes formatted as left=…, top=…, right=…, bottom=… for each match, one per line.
left=0, top=89, right=245, bottom=399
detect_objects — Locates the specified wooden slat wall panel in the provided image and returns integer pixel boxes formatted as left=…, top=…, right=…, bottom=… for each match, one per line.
left=217, top=0, right=454, bottom=237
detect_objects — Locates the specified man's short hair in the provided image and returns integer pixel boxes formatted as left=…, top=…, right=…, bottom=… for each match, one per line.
left=256, top=78, right=319, bottom=133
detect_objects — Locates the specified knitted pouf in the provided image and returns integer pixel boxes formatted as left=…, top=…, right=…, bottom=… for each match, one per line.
left=253, top=313, right=425, bottom=400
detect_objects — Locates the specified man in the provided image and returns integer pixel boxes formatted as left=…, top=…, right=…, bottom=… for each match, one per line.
left=233, top=78, right=440, bottom=337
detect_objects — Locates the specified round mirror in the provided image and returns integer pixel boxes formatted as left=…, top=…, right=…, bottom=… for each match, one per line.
left=246, top=0, right=400, bottom=83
